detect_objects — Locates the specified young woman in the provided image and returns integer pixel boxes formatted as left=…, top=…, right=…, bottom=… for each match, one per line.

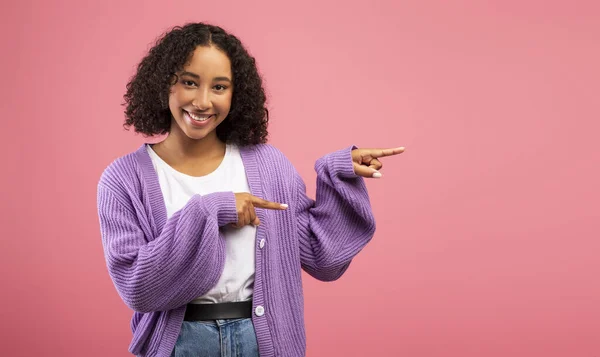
left=97, top=22, right=404, bottom=357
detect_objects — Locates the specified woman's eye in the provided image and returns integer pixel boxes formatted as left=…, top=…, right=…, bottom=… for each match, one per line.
left=182, top=80, right=197, bottom=87
left=214, top=85, right=228, bottom=91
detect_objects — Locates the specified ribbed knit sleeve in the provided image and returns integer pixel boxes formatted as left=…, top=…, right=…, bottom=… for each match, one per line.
left=97, top=182, right=238, bottom=313
left=294, top=146, right=376, bottom=281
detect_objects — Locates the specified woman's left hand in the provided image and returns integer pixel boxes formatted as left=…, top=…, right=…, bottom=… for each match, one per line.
left=351, top=147, right=405, bottom=178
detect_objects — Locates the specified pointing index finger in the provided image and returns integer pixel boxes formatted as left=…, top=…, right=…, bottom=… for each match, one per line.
left=251, top=196, right=288, bottom=210
left=369, top=147, right=405, bottom=158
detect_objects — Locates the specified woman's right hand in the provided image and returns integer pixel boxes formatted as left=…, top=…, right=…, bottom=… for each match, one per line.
left=234, top=193, right=288, bottom=227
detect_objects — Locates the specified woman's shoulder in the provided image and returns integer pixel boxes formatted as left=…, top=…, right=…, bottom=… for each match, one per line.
left=98, top=144, right=146, bottom=191
left=248, top=143, right=289, bottom=161
left=245, top=143, right=296, bottom=170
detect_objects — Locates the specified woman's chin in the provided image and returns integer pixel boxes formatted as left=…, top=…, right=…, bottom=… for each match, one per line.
left=171, top=117, right=219, bottom=142
left=184, top=132, right=209, bottom=141
left=183, top=127, right=217, bottom=141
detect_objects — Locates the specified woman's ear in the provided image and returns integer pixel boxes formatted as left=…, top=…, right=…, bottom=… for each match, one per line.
left=169, top=73, right=178, bottom=85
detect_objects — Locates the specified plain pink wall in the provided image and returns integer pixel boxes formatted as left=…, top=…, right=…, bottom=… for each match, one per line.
left=1, top=0, right=599, bottom=356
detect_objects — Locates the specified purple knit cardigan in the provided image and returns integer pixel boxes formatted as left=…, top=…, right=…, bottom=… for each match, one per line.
left=97, top=143, right=376, bottom=356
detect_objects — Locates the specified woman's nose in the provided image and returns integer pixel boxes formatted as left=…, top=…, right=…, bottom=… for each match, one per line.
left=192, top=88, right=212, bottom=110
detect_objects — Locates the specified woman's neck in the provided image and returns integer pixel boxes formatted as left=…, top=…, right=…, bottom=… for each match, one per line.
left=151, top=128, right=227, bottom=174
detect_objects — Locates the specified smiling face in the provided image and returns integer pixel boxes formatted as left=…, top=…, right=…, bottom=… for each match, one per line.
left=168, top=45, right=233, bottom=143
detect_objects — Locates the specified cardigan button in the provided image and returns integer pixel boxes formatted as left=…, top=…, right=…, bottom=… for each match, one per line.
left=255, top=305, right=265, bottom=317
left=259, top=239, right=265, bottom=249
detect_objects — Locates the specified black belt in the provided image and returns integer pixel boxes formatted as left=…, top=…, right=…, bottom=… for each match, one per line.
left=184, top=300, right=253, bottom=321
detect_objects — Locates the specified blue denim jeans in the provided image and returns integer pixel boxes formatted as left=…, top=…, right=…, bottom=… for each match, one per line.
left=170, top=318, right=259, bottom=357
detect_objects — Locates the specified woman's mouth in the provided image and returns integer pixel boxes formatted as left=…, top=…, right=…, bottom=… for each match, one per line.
left=183, top=110, right=216, bottom=127
left=184, top=110, right=214, bottom=122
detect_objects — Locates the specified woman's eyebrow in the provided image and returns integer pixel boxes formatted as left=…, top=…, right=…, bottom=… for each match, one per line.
left=214, top=77, right=232, bottom=83
left=180, top=71, right=231, bottom=83
left=180, top=71, right=200, bottom=79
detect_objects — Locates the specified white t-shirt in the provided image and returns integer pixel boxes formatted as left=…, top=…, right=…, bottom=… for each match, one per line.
left=147, top=144, right=255, bottom=304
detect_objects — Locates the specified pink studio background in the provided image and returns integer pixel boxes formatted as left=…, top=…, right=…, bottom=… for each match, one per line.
left=1, top=0, right=599, bottom=356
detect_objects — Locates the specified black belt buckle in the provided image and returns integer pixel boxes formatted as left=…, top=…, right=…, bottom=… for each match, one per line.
left=184, top=300, right=253, bottom=321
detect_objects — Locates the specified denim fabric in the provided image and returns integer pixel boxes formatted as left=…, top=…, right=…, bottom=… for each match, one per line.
left=170, top=318, right=259, bottom=357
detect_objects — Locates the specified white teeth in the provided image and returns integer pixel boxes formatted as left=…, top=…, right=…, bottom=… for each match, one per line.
left=186, top=111, right=212, bottom=121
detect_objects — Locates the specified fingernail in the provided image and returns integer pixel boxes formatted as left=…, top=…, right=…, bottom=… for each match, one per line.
left=372, top=172, right=382, bottom=178
left=280, top=204, right=288, bottom=209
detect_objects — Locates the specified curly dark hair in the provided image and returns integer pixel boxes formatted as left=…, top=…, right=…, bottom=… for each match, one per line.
left=123, top=23, right=269, bottom=145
